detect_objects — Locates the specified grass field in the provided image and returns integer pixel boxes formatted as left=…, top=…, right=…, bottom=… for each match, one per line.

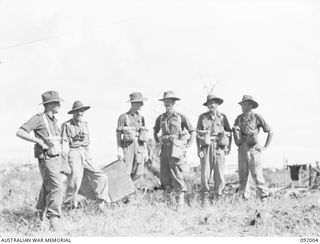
left=1, top=162, right=320, bottom=237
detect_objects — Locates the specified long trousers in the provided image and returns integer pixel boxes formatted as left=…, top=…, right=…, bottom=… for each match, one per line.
left=36, top=156, right=64, bottom=219
left=238, top=143, right=269, bottom=199
left=200, top=142, right=225, bottom=196
left=122, top=140, right=145, bottom=187
left=159, top=143, right=186, bottom=193
left=64, top=148, right=110, bottom=205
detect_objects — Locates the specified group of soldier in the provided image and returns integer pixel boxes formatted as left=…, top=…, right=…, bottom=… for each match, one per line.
left=16, top=90, right=273, bottom=231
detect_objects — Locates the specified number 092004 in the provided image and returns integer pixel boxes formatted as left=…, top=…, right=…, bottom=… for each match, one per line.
left=300, top=238, right=318, bottom=242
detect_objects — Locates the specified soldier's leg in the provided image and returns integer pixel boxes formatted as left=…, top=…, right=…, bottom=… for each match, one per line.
left=238, top=144, right=250, bottom=198
left=36, top=159, right=48, bottom=216
left=42, top=156, right=65, bottom=219
left=169, top=157, right=186, bottom=206
left=123, top=142, right=135, bottom=176
left=131, top=143, right=145, bottom=188
left=248, top=148, right=269, bottom=198
left=200, top=146, right=211, bottom=193
left=65, top=150, right=84, bottom=207
left=213, top=148, right=226, bottom=197
left=169, top=157, right=186, bottom=193
left=159, top=144, right=172, bottom=192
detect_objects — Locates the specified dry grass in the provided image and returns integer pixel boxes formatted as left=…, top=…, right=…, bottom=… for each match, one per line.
left=1, top=162, right=320, bottom=237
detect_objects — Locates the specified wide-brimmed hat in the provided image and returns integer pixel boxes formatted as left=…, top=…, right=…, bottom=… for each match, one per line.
left=203, top=94, right=224, bottom=106
left=39, top=90, right=63, bottom=105
left=238, top=95, right=259, bottom=109
left=127, top=92, right=147, bottom=103
left=68, top=100, right=91, bottom=114
left=159, top=91, right=180, bottom=101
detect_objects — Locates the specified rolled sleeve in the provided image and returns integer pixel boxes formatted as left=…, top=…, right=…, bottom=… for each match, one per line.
left=116, top=114, right=125, bottom=132
left=256, top=114, right=271, bottom=132
left=223, top=114, right=231, bottom=132
left=20, top=114, right=42, bottom=133
left=61, top=123, right=70, bottom=143
left=196, top=114, right=204, bottom=131
left=181, top=114, right=194, bottom=133
left=153, top=115, right=161, bottom=133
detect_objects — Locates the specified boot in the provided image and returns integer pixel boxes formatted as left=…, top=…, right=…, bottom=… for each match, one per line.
left=49, top=216, right=62, bottom=232
left=175, top=192, right=185, bottom=207
left=201, top=192, right=210, bottom=207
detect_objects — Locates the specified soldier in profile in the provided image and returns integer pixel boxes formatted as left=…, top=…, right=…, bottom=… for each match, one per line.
left=16, top=90, right=65, bottom=231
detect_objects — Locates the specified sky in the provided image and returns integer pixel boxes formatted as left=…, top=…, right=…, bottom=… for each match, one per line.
left=0, top=0, right=320, bottom=168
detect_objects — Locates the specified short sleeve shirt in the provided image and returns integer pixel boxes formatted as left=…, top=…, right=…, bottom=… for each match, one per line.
left=233, top=112, right=271, bottom=135
left=20, top=112, right=60, bottom=158
left=61, top=119, right=90, bottom=148
left=196, top=111, right=231, bottom=135
left=116, top=111, right=145, bottom=133
left=153, top=111, right=194, bottom=135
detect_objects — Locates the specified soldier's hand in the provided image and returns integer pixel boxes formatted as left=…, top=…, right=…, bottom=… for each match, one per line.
left=38, top=140, right=49, bottom=150
left=225, top=148, right=231, bottom=155
left=254, top=145, right=266, bottom=152
left=60, top=164, right=71, bottom=176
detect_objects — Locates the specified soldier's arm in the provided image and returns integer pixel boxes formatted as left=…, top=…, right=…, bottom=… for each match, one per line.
left=264, top=130, right=273, bottom=150
left=256, top=114, right=273, bottom=150
left=181, top=114, right=195, bottom=148
left=232, top=115, right=242, bottom=147
left=116, top=115, right=125, bottom=159
left=153, top=116, right=161, bottom=143
left=223, top=114, right=232, bottom=154
left=16, top=129, right=47, bottom=149
left=16, top=115, right=48, bottom=149
left=195, top=115, right=202, bottom=153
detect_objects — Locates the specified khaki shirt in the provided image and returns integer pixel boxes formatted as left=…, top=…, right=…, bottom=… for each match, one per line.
left=153, top=110, right=194, bottom=136
left=20, top=112, right=60, bottom=158
left=116, top=110, right=145, bottom=133
left=61, top=119, right=90, bottom=148
left=233, top=112, right=271, bottom=136
left=196, top=111, right=231, bottom=136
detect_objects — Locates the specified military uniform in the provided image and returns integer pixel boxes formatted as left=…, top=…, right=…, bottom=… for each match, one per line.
left=20, top=112, right=64, bottom=219
left=116, top=110, right=147, bottom=185
left=153, top=111, right=194, bottom=193
left=196, top=111, right=231, bottom=197
left=233, top=112, right=271, bottom=198
left=61, top=119, right=110, bottom=206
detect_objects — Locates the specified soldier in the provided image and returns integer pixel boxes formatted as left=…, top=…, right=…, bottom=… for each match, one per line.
left=196, top=94, right=232, bottom=204
left=16, top=91, right=65, bottom=231
left=61, top=101, right=110, bottom=209
left=116, top=92, right=148, bottom=188
left=153, top=91, right=196, bottom=206
left=233, top=95, right=273, bottom=199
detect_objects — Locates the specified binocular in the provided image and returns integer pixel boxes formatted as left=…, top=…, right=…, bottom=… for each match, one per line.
left=74, top=132, right=85, bottom=141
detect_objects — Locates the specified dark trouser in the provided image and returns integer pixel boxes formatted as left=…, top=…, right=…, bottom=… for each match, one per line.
left=36, top=156, right=64, bottom=219
left=160, top=143, right=186, bottom=193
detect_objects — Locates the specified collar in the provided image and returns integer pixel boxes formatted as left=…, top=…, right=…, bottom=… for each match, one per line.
left=128, top=109, right=139, bottom=116
left=205, top=111, right=221, bottom=119
left=71, top=118, right=81, bottom=126
left=241, top=111, right=255, bottom=120
left=164, top=110, right=178, bottom=117
left=44, top=112, right=55, bottom=121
